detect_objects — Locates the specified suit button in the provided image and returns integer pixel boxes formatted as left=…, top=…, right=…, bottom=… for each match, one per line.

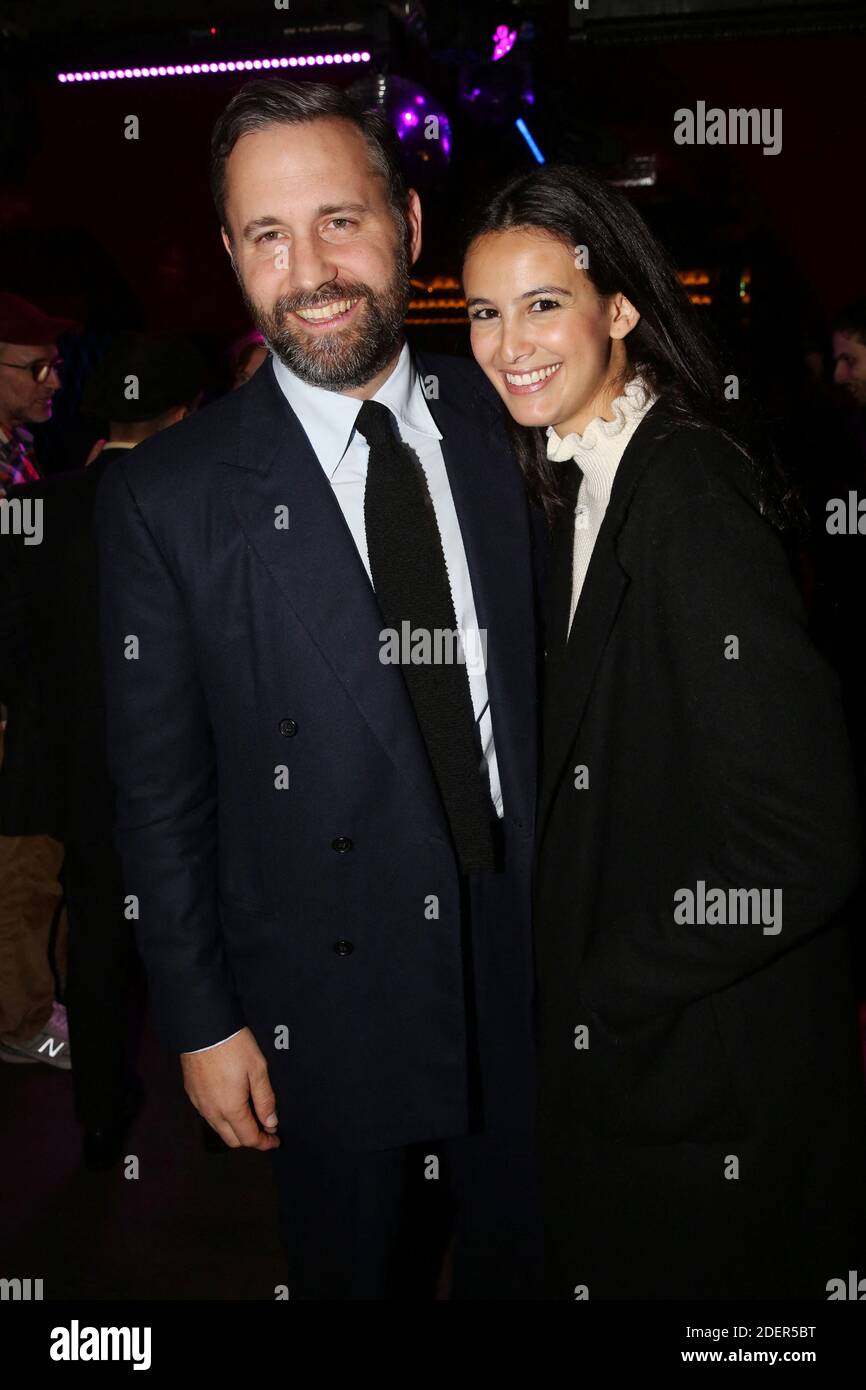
left=278, top=718, right=298, bottom=737
left=331, top=836, right=353, bottom=853
left=333, top=939, right=354, bottom=956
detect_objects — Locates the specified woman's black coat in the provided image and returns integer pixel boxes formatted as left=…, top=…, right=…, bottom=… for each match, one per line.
left=535, top=405, right=866, bottom=1299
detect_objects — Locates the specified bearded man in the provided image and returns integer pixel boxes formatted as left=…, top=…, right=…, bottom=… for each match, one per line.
left=95, top=80, right=546, bottom=1300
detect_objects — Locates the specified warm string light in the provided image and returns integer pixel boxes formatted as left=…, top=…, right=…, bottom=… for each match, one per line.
left=57, top=51, right=371, bottom=83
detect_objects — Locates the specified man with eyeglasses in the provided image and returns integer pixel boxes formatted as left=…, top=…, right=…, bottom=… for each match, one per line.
left=0, top=292, right=71, bottom=498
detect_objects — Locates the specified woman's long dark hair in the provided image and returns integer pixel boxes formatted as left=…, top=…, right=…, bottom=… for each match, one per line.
left=461, top=164, right=800, bottom=532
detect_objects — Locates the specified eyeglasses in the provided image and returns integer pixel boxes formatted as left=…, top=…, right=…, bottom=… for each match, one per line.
left=0, top=356, right=64, bottom=384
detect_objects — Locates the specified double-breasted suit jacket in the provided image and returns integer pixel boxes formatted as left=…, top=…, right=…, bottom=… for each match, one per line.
left=95, top=352, right=545, bottom=1154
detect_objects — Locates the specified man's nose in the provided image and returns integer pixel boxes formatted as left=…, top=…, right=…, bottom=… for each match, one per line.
left=833, top=362, right=849, bottom=385
left=288, top=237, right=339, bottom=295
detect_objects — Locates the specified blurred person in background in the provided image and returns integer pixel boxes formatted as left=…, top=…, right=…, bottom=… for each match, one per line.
left=0, top=332, right=204, bottom=1168
left=0, top=291, right=71, bottom=495
left=0, top=291, right=77, bottom=1076
left=229, top=331, right=268, bottom=390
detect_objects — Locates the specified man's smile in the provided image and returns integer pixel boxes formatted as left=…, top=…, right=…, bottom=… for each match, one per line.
left=292, top=297, right=362, bottom=328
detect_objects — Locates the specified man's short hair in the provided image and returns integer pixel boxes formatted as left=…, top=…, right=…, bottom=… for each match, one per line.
left=832, top=298, right=866, bottom=345
left=210, top=79, right=408, bottom=237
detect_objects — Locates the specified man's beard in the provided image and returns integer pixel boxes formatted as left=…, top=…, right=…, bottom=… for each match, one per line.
left=235, top=233, right=412, bottom=392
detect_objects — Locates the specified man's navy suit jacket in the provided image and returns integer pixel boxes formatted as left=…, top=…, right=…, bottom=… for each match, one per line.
left=95, top=351, right=545, bottom=1152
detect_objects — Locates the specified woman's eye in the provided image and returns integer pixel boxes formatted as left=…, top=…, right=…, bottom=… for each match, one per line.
left=530, top=298, right=560, bottom=313
left=469, top=308, right=497, bottom=321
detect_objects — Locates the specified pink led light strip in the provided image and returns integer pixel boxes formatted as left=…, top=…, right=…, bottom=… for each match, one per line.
left=57, top=51, right=371, bottom=83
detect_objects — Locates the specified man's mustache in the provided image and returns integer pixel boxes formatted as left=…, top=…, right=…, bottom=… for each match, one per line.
left=272, top=286, right=370, bottom=318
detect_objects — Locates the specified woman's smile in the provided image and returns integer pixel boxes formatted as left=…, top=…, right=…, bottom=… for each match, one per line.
left=501, top=362, right=563, bottom=395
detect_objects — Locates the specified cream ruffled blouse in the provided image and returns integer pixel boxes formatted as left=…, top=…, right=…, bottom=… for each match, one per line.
left=545, top=375, right=657, bottom=632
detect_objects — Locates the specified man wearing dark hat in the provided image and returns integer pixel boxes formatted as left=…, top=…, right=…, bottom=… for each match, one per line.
left=81, top=331, right=204, bottom=464
left=0, top=332, right=203, bottom=1166
left=0, top=291, right=73, bottom=495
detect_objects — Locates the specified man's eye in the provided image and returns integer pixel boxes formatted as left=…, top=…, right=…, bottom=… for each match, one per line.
left=256, top=231, right=284, bottom=244
left=328, top=218, right=356, bottom=231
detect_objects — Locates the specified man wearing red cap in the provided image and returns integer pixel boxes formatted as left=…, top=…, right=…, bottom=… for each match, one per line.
left=0, top=291, right=75, bottom=1074
left=0, top=291, right=72, bottom=495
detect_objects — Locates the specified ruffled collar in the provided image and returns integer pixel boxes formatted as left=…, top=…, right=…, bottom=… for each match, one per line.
left=546, top=375, right=655, bottom=463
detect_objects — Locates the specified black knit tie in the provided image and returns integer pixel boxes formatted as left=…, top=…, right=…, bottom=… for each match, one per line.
left=356, top=399, right=495, bottom=873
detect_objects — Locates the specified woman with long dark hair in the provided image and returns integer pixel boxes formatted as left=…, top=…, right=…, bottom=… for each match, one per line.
left=462, top=164, right=866, bottom=1299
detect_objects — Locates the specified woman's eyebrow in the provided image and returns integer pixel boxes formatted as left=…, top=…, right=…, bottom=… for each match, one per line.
left=465, top=285, right=574, bottom=308
left=516, top=285, right=573, bottom=300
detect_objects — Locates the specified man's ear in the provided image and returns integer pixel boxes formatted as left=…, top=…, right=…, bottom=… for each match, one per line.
left=405, top=189, right=423, bottom=268
left=220, top=227, right=235, bottom=264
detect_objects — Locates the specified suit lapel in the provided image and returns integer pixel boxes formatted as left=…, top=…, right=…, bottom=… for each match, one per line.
left=416, top=355, right=537, bottom=835
left=537, top=405, right=674, bottom=837
left=220, top=360, right=449, bottom=838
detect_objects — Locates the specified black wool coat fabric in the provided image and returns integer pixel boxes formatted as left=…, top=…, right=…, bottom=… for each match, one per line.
left=534, top=405, right=866, bottom=1300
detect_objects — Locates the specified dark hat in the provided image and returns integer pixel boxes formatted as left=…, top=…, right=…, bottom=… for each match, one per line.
left=0, top=290, right=78, bottom=346
left=82, top=332, right=206, bottom=423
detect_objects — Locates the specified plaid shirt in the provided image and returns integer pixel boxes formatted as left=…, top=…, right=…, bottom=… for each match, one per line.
left=0, top=425, right=41, bottom=496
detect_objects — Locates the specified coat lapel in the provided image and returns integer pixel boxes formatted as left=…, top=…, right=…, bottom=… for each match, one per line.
left=537, top=405, right=674, bottom=837
left=419, top=356, right=537, bottom=836
left=219, top=360, right=449, bottom=838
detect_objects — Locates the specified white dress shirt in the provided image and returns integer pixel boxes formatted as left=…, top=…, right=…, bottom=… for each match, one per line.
left=187, top=343, right=503, bottom=1054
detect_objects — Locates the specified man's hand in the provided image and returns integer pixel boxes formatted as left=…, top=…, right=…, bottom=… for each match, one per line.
left=180, top=1027, right=280, bottom=1150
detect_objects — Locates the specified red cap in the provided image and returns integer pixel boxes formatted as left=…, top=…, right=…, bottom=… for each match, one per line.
left=0, top=291, right=78, bottom=346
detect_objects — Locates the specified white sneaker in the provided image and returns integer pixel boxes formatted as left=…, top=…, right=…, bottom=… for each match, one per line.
left=0, top=1000, right=72, bottom=1070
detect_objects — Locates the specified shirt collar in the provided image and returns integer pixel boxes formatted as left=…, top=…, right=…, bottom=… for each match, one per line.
left=0, top=423, right=31, bottom=446
left=271, top=340, right=442, bottom=478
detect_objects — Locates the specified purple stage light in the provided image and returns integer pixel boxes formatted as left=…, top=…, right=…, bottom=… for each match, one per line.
left=57, top=50, right=371, bottom=83
left=492, top=24, right=517, bottom=62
